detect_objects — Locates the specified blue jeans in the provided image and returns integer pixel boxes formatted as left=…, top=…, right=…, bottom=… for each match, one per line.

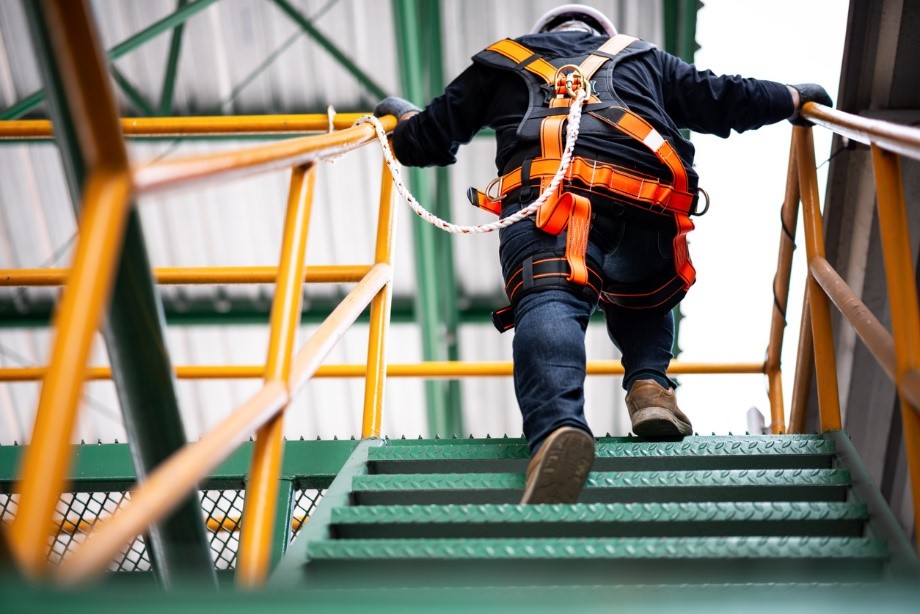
left=499, top=202, right=678, bottom=452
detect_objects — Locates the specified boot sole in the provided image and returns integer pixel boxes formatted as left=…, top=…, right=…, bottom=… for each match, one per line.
left=631, top=407, right=693, bottom=438
left=520, top=428, right=595, bottom=504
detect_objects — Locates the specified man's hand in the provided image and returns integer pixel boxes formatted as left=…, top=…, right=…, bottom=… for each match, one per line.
left=788, top=84, right=833, bottom=126
left=374, top=96, right=421, bottom=122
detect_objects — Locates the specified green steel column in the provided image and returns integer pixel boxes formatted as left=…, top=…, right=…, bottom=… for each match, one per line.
left=268, top=478, right=295, bottom=570
left=418, top=0, right=463, bottom=437
left=158, top=0, right=189, bottom=116
left=391, top=0, right=463, bottom=437
left=2, top=0, right=220, bottom=120
left=23, top=1, right=215, bottom=588
left=663, top=0, right=701, bottom=359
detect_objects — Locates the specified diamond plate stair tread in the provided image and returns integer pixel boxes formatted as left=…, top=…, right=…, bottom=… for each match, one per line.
left=330, top=502, right=866, bottom=539
left=307, top=536, right=887, bottom=560
left=351, top=468, right=851, bottom=505
left=368, top=439, right=837, bottom=473
left=384, top=434, right=826, bottom=446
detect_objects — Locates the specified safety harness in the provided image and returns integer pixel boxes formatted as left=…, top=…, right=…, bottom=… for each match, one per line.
left=469, top=35, right=702, bottom=332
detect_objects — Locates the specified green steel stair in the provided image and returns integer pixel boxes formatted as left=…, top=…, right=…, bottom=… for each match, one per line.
left=272, top=432, right=917, bottom=589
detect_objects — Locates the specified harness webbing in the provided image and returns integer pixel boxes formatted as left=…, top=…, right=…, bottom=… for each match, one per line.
left=470, top=34, right=699, bottom=328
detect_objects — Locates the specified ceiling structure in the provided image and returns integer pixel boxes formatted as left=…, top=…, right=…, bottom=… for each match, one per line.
left=0, top=0, right=691, bottom=445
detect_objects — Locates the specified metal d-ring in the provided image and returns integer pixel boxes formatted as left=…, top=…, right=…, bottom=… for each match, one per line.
left=693, top=187, right=711, bottom=216
left=485, top=176, right=506, bottom=202
left=554, top=64, right=591, bottom=98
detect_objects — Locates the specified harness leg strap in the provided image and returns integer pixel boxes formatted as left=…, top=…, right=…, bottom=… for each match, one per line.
left=493, top=254, right=603, bottom=332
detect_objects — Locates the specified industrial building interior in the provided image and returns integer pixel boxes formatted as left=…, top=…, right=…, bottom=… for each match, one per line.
left=0, top=0, right=918, bottom=606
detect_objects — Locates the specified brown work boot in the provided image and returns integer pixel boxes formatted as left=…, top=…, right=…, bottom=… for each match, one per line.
left=520, top=426, right=595, bottom=504
left=625, top=379, right=693, bottom=438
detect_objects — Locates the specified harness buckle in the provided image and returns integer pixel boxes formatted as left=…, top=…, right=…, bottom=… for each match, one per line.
left=554, top=64, right=591, bottom=99
left=693, top=187, right=711, bottom=216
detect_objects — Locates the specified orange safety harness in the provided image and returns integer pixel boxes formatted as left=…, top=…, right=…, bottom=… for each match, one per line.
left=470, top=35, right=704, bottom=330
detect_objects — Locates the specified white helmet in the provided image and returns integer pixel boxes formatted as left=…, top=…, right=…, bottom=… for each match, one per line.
left=530, top=4, right=618, bottom=37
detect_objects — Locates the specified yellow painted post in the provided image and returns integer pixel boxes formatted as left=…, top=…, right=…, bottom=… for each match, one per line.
left=794, top=127, right=842, bottom=431
left=362, top=160, right=397, bottom=438
left=8, top=0, right=132, bottom=577
left=789, top=289, right=814, bottom=434
left=766, top=139, right=801, bottom=433
left=237, top=164, right=316, bottom=588
left=870, top=144, right=920, bottom=546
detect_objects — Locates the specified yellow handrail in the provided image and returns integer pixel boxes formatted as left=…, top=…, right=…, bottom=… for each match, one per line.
left=0, top=264, right=372, bottom=285
left=779, top=102, right=920, bottom=544
left=132, top=118, right=394, bottom=195
left=0, top=360, right=764, bottom=382
left=0, top=113, right=372, bottom=140
left=803, top=102, right=920, bottom=162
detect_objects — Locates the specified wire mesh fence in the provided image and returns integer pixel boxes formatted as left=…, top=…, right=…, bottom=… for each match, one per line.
left=0, top=486, right=326, bottom=573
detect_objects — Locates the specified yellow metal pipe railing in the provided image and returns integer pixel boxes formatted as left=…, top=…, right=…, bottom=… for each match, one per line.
left=788, top=288, right=814, bottom=435
left=132, top=117, right=394, bottom=196
left=870, top=143, right=920, bottom=544
left=782, top=102, right=920, bottom=544
left=7, top=0, right=135, bottom=577
left=804, top=102, right=920, bottom=163
left=765, top=139, right=801, bottom=433
left=809, top=257, right=898, bottom=385
left=0, top=360, right=765, bottom=383
left=58, top=265, right=390, bottom=584
left=237, top=163, right=316, bottom=586
left=0, top=264, right=372, bottom=286
left=0, top=113, right=371, bottom=140
left=794, top=126, right=843, bottom=431
left=362, top=160, right=398, bottom=438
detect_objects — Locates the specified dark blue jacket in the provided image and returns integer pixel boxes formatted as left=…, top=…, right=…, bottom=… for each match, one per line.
left=392, top=30, right=794, bottom=193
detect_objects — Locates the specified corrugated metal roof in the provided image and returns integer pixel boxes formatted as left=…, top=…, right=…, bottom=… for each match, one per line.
left=0, top=0, right=664, bottom=444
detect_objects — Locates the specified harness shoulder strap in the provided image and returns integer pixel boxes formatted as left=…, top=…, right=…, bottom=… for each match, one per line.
left=578, top=34, right=638, bottom=81
left=478, top=39, right=557, bottom=84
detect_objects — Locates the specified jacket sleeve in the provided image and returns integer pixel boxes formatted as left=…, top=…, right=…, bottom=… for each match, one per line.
left=391, top=64, right=491, bottom=167
left=658, top=50, right=795, bottom=138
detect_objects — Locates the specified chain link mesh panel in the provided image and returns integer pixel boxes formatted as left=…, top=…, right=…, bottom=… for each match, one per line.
left=0, top=487, right=325, bottom=573
left=291, top=488, right=325, bottom=541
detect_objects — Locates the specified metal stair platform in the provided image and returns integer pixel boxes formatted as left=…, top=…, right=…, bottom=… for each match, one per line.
left=271, top=432, right=917, bottom=590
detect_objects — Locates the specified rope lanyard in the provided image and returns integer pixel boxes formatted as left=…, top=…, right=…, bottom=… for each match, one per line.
left=353, top=89, right=587, bottom=235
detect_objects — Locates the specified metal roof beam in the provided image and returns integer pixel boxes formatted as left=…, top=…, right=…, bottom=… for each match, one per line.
left=109, top=65, right=156, bottom=116
left=1, top=0, right=221, bottom=120
left=158, top=0, right=189, bottom=116
left=270, top=0, right=389, bottom=102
